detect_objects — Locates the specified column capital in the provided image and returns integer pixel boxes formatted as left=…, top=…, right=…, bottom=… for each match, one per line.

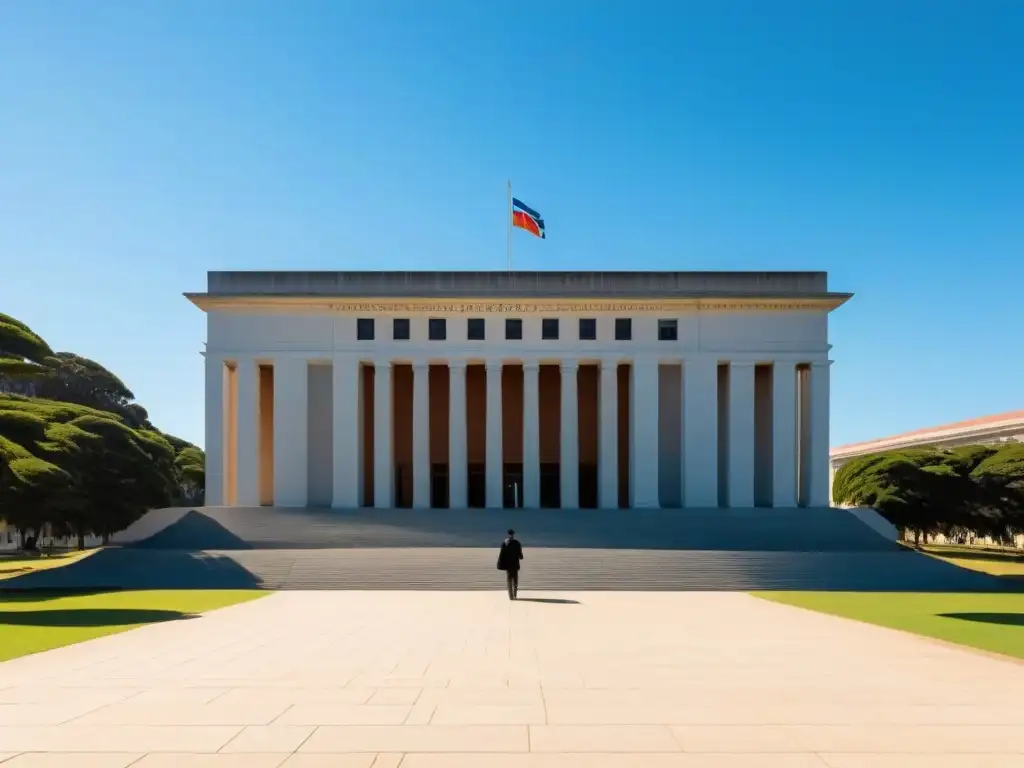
left=522, top=360, right=541, bottom=373
left=448, top=359, right=468, bottom=371
left=485, top=360, right=504, bottom=373
left=811, top=360, right=833, bottom=369
left=375, top=360, right=393, bottom=375
left=730, top=360, right=758, bottom=368
left=412, top=361, right=430, bottom=372
left=559, top=358, right=580, bottom=372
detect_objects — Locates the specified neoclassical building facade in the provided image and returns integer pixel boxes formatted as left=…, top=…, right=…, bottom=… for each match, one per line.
left=190, top=271, right=850, bottom=511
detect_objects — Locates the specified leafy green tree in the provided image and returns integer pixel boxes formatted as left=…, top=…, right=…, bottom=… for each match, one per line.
left=833, top=443, right=1024, bottom=547
left=0, top=312, right=55, bottom=382
left=33, top=352, right=149, bottom=429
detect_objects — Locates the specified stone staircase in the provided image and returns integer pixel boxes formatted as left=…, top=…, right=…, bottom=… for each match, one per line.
left=117, top=505, right=900, bottom=552
left=2, top=545, right=1006, bottom=592
left=3, top=505, right=1011, bottom=593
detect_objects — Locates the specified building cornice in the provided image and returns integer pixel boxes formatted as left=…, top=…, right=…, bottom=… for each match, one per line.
left=185, top=294, right=851, bottom=314
left=831, top=416, right=1024, bottom=461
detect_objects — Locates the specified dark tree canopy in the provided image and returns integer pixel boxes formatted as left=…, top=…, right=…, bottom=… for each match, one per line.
left=833, top=443, right=1024, bottom=545
left=0, top=314, right=204, bottom=547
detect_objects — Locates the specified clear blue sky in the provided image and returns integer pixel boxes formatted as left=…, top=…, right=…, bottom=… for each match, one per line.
left=2, top=1, right=1022, bottom=450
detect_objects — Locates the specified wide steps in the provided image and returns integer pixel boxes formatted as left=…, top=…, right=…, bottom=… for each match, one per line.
left=119, top=506, right=900, bottom=552
left=3, top=546, right=1006, bottom=593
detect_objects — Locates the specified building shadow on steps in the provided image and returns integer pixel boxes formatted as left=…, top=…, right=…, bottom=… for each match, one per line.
left=132, top=509, right=253, bottom=551
left=0, top=548, right=265, bottom=591
left=515, top=597, right=581, bottom=604
left=0, top=608, right=196, bottom=627
left=939, top=612, right=1024, bottom=627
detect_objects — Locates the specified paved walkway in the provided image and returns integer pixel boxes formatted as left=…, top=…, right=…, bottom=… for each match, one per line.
left=1, top=592, right=1024, bottom=766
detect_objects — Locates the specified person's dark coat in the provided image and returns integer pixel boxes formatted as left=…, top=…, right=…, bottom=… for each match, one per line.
left=497, top=537, right=524, bottom=572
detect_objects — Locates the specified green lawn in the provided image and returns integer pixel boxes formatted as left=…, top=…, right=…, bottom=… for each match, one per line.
left=757, top=591, right=1024, bottom=660
left=0, top=589, right=263, bottom=662
left=919, top=544, right=1024, bottom=577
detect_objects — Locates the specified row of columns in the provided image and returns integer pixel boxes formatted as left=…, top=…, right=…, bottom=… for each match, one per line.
left=206, top=356, right=831, bottom=510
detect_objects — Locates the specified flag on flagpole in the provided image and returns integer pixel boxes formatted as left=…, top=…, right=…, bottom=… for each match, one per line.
left=511, top=197, right=546, bottom=239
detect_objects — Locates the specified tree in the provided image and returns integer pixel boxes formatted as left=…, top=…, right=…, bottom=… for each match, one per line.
left=0, top=395, right=179, bottom=547
left=1, top=313, right=207, bottom=547
left=833, top=443, right=1024, bottom=547
left=0, top=312, right=55, bottom=383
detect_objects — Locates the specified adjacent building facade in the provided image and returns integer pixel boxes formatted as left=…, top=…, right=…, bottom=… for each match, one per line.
left=830, top=410, right=1024, bottom=501
left=190, top=271, right=850, bottom=511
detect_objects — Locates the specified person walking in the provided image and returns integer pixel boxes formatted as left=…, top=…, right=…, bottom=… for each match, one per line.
left=497, top=528, right=524, bottom=600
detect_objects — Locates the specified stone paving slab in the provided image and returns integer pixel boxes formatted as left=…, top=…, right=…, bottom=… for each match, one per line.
left=1, top=592, right=1024, bottom=764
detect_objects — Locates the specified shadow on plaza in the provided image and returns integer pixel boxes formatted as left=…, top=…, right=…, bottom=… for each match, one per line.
left=0, top=608, right=196, bottom=627
left=515, top=597, right=581, bottom=604
left=940, top=612, right=1024, bottom=627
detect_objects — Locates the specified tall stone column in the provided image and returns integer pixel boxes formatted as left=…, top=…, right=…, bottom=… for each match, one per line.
left=412, top=362, right=431, bottom=509
left=598, top=360, right=618, bottom=509
left=485, top=361, right=504, bottom=509
left=203, top=354, right=225, bottom=506
left=772, top=360, right=798, bottom=508
left=522, top=361, right=541, bottom=509
left=448, top=360, right=468, bottom=509
left=727, top=361, right=756, bottom=508
left=374, top=361, right=394, bottom=508
left=235, top=358, right=260, bottom=507
left=630, top=359, right=660, bottom=508
left=808, top=361, right=832, bottom=507
left=273, top=358, right=309, bottom=507
left=683, top=357, right=719, bottom=508
left=332, top=356, right=361, bottom=509
left=560, top=359, right=580, bottom=509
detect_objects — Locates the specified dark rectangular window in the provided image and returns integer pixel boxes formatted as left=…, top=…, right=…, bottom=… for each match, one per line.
left=428, top=318, right=446, bottom=341
left=542, top=318, right=559, bottom=340
left=505, top=318, right=523, bottom=340
left=467, top=318, right=485, bottom=340
left=579, top=318, right=597, bottom=341
left=357, top=318, right=375, bottom=341
left=658, top=319, right=678, bottom=341
left=614, top=318, right=632, bottom=341
left=393, top=318, right=411, bottom=340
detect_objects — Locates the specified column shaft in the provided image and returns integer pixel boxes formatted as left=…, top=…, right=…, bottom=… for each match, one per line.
left=560, top=360, right=580, bottom=509
left=332, top=357, right=361, bottom=508
left=630, top=359, right=660, bottom=508
left=203, top=355, right=225, bottom=506
left=448, top=361, right=468, bottom=508
left=523, top=362, right=541, bottom=509
left=772, top=360, right=798, bottom=507
left=374, top=361, right=394, bottom=508
left=273, top=358, right=309, bottom=507
left=683, top=357, right=719, bottom=507
left=727, top=362, right=756, bottom=508
left=485, top=361, right=503, bottom=509
left=235, top=359, right=260, bottom=506
left=412, top=363, right=431, bottom=509
left=599, top=361, right=618, bottom=509
left=808, top=362, right=831, bottom=507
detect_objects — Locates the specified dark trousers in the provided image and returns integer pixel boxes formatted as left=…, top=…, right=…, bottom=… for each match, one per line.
left=506, top=569, right=519, bottom=599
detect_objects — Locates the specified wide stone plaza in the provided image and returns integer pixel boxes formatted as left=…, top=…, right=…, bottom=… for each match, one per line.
left=1, top=591, right=1023, bottom=766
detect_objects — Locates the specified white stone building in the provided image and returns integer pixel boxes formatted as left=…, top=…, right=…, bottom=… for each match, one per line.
left=189, top=271, right=850, bottom=511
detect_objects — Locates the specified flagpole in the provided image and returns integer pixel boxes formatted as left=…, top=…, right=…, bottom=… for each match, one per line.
left=507, top=180, right=513, bottom=272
